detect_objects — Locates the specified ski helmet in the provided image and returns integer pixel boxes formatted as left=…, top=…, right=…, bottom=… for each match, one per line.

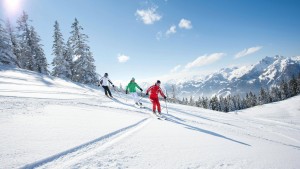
left=156, top=80, right=161, bottom=84
left=132, top=77, right=135, bottom=81
left=104, top=73, right=108, bottom=77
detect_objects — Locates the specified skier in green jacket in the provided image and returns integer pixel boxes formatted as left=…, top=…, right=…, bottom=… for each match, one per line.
left=126, top=77, right=143, bottom=106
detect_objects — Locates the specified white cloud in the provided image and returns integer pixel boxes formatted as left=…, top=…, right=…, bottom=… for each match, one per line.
left=135, top=7, right=162, bottom=25
left=117, top=54, right=130, bottom=63
left=178, top=19, right=192, bottom=29
left=166, top=25, right=176, bottom=36
left=235, top=46, right=263, bottom=59
left=185, top=53, right=226, bottom=70
left=170, top=65, right=181, bottom=73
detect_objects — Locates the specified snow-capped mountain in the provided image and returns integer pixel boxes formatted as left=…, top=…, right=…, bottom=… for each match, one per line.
left=165, top=56, right=300, bottom=98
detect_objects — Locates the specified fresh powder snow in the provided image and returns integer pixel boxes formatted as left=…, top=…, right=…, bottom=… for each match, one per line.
left=1, top=66, right=300, bottom=169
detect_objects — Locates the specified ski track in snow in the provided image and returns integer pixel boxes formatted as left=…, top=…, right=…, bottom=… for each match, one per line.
left=21, top=118, right=151, bottom=169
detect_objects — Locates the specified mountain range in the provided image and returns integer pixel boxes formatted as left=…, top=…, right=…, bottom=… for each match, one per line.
left=162, top=55, right=300, bottom=98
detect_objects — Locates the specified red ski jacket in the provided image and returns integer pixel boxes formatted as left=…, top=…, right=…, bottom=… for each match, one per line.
left=146, top=84, right=166, bottom=99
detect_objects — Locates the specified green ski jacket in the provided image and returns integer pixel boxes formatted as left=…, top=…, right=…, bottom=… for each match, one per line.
left=126, top=81, right=142, bottom=93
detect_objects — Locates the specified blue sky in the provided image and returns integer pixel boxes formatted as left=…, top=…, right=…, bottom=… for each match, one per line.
left=1, top=0, right=300, bottom=83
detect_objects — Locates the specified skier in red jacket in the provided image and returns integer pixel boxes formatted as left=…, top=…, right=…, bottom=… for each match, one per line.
left=146, top=80, right=167, bottom=115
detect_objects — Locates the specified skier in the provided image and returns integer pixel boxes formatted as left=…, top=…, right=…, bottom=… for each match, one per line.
left=125, top=77, right=143, bottom=106
left=146, top=80, right=167, bottom=115
left=98, top=73, right=115, bottom=98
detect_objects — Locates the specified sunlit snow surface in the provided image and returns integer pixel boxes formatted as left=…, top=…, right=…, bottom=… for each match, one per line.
left=1, top=66, right=300, bottom=169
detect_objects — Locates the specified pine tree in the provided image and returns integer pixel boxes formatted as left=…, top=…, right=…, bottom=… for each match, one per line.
left=288, top=75, right=298, bottom=97
left=280, top=80, right=289, bottom=99
left=250, top=92, right=257, bottom=107
left=51, top=21, right=70, bottom=78
left=245, top=93, right=251, bottom=108
left=171, top=84, right=177, bottom=103
left=219, top=96, right=225, bottom=112
left=189, top=96, right=195, bottom=106
left=5, top=20, right=20, bottom=67
left=210, top=95, right=219, bottom=111
left=235, top=95, right=242, bottom=110
left=0, top=20, right=17, bottom=66
left=16, top=11, right=34, bottom=71
left=202, top=97, right=209, bottom=109
left=297, top=72, right=300, bottom=94
left=227, top=95, right=235, bottom=112
left=69, top=18, right=97, bottom=84
left=270, top=86, right=281, bottom=101
left=63, top=40, right=73, bottom=79
left=196, top=97, right=202, bottom=107
left=241, top=98, right=248, bottom=109
left=259, top=87, right=269, bottom=105
left=246, top=92, right=257, bottom=107
left=30, top=26, right=48, bottom=74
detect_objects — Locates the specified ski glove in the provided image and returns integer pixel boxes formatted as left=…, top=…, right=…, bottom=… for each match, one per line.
left=164, top=96, right=167, bottom=100
left=146, top=93, right=149, bottom=96
left=140, top=88, right=143, bottom=92
left=126, top=90, right=128, bottom=94
left=112, top=85, right=115, bottom=87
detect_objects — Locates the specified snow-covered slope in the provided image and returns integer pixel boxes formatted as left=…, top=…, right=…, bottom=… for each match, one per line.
left=1, top=66, right=300, bottom=169
left=166, top=56, right=300, bottom=98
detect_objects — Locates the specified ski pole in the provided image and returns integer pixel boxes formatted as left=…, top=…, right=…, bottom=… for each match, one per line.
left=165, top=98, right=169, bottom=114
left=165, top=89, right=169, bottom=114
left=137, top=92, right=144, bottom=103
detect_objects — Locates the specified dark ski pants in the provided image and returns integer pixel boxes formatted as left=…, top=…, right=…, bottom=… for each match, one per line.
left=102, top=86, right=112, bottom=97
left=150, top=97, right=161, bottom=113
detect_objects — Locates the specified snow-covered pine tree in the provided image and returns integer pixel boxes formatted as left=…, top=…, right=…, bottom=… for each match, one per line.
left=227, top=95, right=235, bottom=112
left=63, top=40, right=73, bottom=79
left=201, top=97, right=209, bottom=109
left=171, top=84, right=178, bottom=103
left=210, top=95, right=219, bottom=111
left=5, top=20, right=20, bottom=67
left=218, top=96, right=225, bottom=112
left=235, top=95, right=242, bottom=110
left=241, top=97, right=248, bottom=109
left=259, top=87, right=269, bottom=105
left=280, top=79, right=289, bottom=99
left=245, top=93, right=251, bottom=108
left=288, top=75, right=298, bottom=97
left=297, top=72, right=300, bottom=94
left=270, top=86, right=281, bottom=102
left=52, top=21, right=70, bottom=78
left=223, top=97, right=230, bottom=112
left=16, top=11, right=34, bottom=71
left=246, top=92, right=257, bottom=107
left=68, top=18, right=97, bottom=84
left=0, top=20, right=18, bottom=66
left=189, top=96, right=195, bottom=106
left=249, top=92, right=257, bottom=107
left=29, top=26, right=48, bottom=74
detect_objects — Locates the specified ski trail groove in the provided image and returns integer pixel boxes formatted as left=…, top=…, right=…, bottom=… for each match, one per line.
left=21, top=118, right=151, bottom=169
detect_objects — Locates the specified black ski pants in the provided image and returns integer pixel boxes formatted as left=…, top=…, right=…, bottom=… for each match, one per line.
left=102, top=86, right=112, bottom=97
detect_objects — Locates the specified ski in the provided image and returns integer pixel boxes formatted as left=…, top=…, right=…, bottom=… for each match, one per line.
left=134, top=102, right=145, bottom=109
left=106, top=95, right=118, bottom=101
left=134, top=104, right=145, bottom=109
left=156, top=114, right=167, bottom=120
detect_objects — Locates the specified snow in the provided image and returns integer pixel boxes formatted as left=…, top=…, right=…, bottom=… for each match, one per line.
left=1, top=66, right=300, bottom=169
